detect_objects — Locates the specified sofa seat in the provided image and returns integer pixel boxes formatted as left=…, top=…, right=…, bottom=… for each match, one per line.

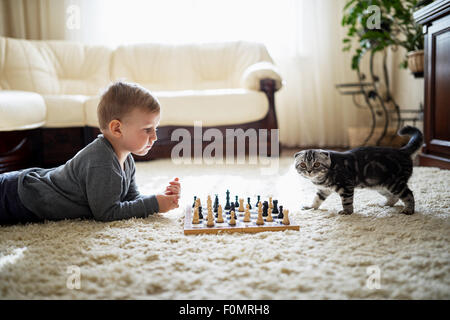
left=42, top=95, right=89, bottom=128
left=85, top=88, right=269, bottom=127
left=0, top=90, right=46, bottom=131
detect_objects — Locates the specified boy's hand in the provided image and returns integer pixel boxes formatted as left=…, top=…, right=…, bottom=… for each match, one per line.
left=164, top=177, right=181, bottom=196
left=156, top=194, right=179, bottom=213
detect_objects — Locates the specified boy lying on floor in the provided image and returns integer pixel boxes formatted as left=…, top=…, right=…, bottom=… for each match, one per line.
left=0, top=81, right=180, bottom=225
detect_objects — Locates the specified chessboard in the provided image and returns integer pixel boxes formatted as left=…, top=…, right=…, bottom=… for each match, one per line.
left=183, top=192, right=300, bottom=235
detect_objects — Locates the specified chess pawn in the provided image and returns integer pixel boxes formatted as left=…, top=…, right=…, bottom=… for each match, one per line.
left=277, top=205, right=284, bottom=219
left=238, top=198, right=245, bottom=212
left=258, top=202, right=262, bottom=214
left=262, top=201, right=269, bottom=217
left=266, top=209, right=273, bottom=222
left=243, top=207, right=251, bottom=222
left=247, top=197, right=252, bottom=209
left=229, top=211, right=236, bottom=226
left=234, top=196, right=239, bottom=208
left=216, top=205, right=224, bottom=223
left=192, top=207, right=200, bottom=224
left=198, top=206, right=203, bottom=219
left=282, top=209, right=290, bottom=225
left=269, top=197, right=273, bottom=210
left=256, top=208, right=264, bottom=225
left=207, top=208, right=215, bottom=227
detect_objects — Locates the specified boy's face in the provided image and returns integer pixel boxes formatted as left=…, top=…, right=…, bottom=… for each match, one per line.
left=119, top=108, right=160, bottom=156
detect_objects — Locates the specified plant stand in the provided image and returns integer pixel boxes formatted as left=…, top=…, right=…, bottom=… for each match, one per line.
left=336, top=49, right=423, bottom=147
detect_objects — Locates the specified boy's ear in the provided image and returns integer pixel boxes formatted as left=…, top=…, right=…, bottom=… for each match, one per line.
left=109, top=119, right=122, bottom=137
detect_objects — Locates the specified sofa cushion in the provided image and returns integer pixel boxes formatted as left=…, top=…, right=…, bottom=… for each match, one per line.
left=84, top=89, right=269, bottom=127
left=0, top=36, right=112, bottom=95
left=42, top=95, right=88, bottom=128
left=0, top=90, right=46, bottom=131
left=111, top=41, right=277, bottom=91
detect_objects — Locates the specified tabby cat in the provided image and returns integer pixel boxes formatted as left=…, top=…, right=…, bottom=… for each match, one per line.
left=294, top=126, right=423, bottom=215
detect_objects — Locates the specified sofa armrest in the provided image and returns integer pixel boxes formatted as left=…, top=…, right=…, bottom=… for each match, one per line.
left=240, top=62, right=283, bottom=91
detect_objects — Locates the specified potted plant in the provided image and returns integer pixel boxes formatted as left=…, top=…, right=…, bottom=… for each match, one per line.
left=341, top=0, right=431, bottom=77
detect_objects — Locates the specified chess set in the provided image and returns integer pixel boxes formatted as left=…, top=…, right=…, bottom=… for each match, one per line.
left=184, top=190, right=300, bottom=235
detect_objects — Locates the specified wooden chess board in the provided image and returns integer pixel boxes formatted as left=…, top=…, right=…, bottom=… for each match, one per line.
left=183, top=205, right=300, bottom=235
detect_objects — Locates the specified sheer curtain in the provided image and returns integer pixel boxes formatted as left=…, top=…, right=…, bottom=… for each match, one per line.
left=5, top=0, right=366, bottom=147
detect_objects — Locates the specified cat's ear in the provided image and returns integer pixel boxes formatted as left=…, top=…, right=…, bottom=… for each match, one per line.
left=320, top=151, right=330, bottom=158
left=294, top=151, right=304, bottom=158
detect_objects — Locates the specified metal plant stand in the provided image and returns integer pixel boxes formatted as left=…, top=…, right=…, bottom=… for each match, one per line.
left=336, top=49, right=423, bottom=146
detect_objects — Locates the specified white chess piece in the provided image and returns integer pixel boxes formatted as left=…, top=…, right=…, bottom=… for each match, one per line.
left=256, top=206, right=264, bottom=225
left=266, top=208, right=273, bottom=222
left=216, top=205, right=224, bottom=223
left=192, top=207, right=200, bottom=224
left=243, top=207, right=251, bottom=222
left=229, top=211, right=236, bottom=225
left=238, top=198, right=245, bottom=212
left=207, top=207, right=215, bottom=227
left=282, top=209, right=290, bottom=225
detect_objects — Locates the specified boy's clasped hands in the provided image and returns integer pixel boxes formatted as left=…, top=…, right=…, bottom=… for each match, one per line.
left=156, top=177, right=181, bottom=213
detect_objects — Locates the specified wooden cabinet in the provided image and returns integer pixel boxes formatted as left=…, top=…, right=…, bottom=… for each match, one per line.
left=414, top=0, right=450, bottom=169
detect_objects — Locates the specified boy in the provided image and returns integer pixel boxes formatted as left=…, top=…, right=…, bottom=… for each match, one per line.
left=0, top=81, right=180, bottom=225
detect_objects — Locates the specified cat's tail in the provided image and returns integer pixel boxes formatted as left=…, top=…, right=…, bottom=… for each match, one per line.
left=399, top=126, right=423, bottom=156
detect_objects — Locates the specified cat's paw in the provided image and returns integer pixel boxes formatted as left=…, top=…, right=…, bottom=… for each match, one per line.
left=383, top=198, right=399, bottom=207
left=302, top=206, right=317, bottom=210
left=400, top=208, right=414, bottom=215
left=338, top=209, right=353, bottom=215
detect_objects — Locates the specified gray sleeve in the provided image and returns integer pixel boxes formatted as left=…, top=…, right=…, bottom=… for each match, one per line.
left=124, top=161, right=141, bottom=201
left=85, top=165, right=159, bottom=222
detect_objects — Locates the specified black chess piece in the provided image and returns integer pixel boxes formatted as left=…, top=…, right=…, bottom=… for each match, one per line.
left=192, top=196, right=197, bottom=208
left=247, top=197, right=252, bottom=210
left=272, top=200, right=279, bottom=214
left=277, top=205, right=283, bottom=219
left=234, top=196, right=239, bottom=207
left=213, top=194, right=219, bottom=213
left=198, top=206, right=203, bottom=219
left=262, top=201, right=268, bottom=217
left=225, top=190, right=231, bottom=210
left=255, top=195, right=261, bottom=207
left=229, top=203, right=235, bottom=215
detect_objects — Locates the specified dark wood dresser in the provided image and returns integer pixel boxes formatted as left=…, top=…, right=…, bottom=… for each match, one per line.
left=414, top=0, right=450, bottom=170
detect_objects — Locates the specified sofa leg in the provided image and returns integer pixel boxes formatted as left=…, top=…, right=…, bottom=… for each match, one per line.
left=0, top=129, right=42, bottom=173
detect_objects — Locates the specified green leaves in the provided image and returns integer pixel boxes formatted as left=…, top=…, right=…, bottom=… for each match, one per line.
left=341, top=0, right=425, bottom=70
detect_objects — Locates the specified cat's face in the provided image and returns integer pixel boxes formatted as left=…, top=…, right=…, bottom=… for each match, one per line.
left=294, top=149, right=331, bottom=180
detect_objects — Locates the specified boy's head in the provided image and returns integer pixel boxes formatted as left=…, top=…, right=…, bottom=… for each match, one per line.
left=97, top=81, right=161, bottom=156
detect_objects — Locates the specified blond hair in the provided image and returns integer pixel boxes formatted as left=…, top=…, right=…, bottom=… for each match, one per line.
left=97, top=81, right=160, bottom=130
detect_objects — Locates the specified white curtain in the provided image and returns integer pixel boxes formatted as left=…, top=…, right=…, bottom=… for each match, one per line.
left=0, top=0, right=65, bottom=39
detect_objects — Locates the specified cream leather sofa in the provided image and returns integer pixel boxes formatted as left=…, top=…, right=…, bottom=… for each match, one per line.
left=0, top=36, right=283, bottom=171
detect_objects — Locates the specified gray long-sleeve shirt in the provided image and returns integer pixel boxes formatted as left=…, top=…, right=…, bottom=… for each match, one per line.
left=18, top=134, right=159, bottom=222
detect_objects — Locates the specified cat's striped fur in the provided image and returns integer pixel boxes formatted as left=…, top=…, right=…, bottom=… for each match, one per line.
left=294, top=126, right=423, bottom=215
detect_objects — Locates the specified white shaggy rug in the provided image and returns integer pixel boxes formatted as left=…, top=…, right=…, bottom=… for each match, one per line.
left=0, top=157, right=449, bottom=299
